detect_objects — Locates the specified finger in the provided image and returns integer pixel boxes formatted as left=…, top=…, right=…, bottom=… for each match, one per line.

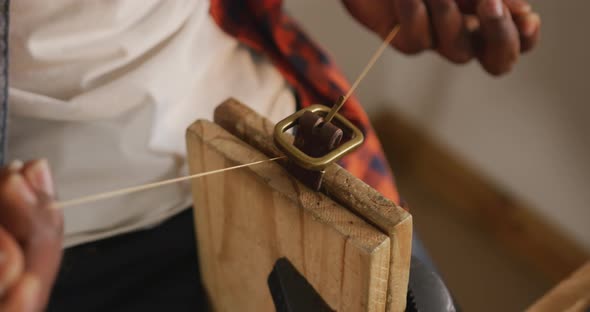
left=456, top=0, right=476, bottom=13
left=475, top=0, right=520, bottom=75
left=456, top=0, right=531, bottom=14
left=392, top=0, right=433, bottom=54
left=6, top=160, right=24, bottom=175
left=0, top=174, right=38, bottom=240
left=426, top=0, right=473, bottom=63
left=22, top=159, right=55, bottom=198
left=21, top=161, right=62, bottom=310
left=0, top=162, right=62, bottom=310
left=22, top=210, right=63, bottom=312
left=341, top=0, right=397, bottom=38
left=0, top=160, right=25, bottom=181
left=513, top=12, right=541, bottom=52
left=0, top=227, right=24, bottom=297
left=0, top=273, right=41, bottom=312
left=503, top=0, right=531, bottom=15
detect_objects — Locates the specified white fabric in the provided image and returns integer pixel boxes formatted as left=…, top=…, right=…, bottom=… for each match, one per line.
left=8, top=0, right=295, bottom=247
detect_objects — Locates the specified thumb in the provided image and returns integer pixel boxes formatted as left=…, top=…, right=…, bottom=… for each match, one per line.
left=0, top=274, right=41, bottom=312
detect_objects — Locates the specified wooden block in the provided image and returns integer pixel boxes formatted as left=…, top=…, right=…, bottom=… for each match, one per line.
left=210, top=98, right=412, bottom=311
left=527, top=262, right=590, bottom=312
left=187, top=120, right=393, bottom=311
left=215, top=99, right=412, bottom=311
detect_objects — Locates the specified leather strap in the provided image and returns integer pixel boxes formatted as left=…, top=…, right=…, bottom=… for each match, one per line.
left=288, top=111, right=343, bottom=191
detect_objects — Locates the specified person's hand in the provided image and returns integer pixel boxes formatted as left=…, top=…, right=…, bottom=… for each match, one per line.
left=0, top=160, right=62, bottom=311
left=342, top=0, right=541, bottom=75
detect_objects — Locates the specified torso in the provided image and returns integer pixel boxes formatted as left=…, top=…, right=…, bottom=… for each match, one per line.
left=8, top=0, right=295, bottom=247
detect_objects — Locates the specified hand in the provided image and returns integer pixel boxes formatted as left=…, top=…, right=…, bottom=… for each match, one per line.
left=342, top=0, right=541, bottom=75
left=0, top=160, right=62, bottom=311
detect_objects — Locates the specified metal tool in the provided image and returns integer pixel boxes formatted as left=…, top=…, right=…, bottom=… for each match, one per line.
left=268, top=257, right=334, bottom=312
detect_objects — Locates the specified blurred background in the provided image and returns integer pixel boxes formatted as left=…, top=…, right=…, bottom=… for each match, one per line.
left=286, top=1, right=589, bottom=311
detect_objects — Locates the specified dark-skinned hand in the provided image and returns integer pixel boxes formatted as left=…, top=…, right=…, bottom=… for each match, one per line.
left=0, top=160, right=62, bottom=312
left=342, top=0, right=541, bottom=75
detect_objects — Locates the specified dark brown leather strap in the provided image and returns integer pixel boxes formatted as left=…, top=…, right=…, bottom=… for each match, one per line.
left=288, top=111, right=343, bottom=190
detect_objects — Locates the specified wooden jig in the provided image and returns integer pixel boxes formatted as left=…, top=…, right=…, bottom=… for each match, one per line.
left=186, top=98, right=412, bottom=312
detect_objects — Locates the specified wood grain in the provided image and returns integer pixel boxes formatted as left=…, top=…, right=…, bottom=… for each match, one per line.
left=213, top=98, right=412, bottom=311
left=187, top=120, right=392, bottom=312
left=527, top=262, right=590, bottom=312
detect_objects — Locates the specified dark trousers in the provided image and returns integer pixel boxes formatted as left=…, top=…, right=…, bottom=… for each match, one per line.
left=47, top=208, right=209, bottom=311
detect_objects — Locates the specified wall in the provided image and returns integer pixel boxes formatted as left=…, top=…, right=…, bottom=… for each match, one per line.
left=285, top=0, right=590, bottom=249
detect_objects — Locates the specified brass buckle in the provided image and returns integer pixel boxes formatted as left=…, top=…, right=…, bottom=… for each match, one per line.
left=274, top=104, right=364, bottom=171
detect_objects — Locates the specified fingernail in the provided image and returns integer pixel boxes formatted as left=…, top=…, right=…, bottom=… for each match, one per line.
left=483, top=0, right=504, bottom=18
left=6, top=174, right=38, bottom=206
left=21, top=275, right=41, bottom=312
left=523, top=13, right=540, bottom=36
left=8, top=160, right=24, bottom=172
left=465, top=16, right=480, bottom=32
left=27, top=159, right=55, bottom=197
left=520, top=3, right=532, bottom=14
left=512, top=0, right=532, bottom=14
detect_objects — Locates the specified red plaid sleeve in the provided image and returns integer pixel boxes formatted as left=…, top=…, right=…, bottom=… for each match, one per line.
left=210, top=0, right=400, bottom=204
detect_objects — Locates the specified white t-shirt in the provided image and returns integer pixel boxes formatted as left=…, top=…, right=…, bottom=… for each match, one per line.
left=8, top=0, right=296, bottom=247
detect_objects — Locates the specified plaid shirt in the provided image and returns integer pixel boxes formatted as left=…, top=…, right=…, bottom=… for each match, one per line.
left=210, top=0, right=400, bottom=204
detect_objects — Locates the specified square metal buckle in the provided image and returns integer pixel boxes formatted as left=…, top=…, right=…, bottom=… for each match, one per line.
left=274, top=104, right=364, bottom=171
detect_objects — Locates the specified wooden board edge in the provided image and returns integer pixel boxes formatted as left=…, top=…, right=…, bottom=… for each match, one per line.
left=385, top=214, right=413, bottom=312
